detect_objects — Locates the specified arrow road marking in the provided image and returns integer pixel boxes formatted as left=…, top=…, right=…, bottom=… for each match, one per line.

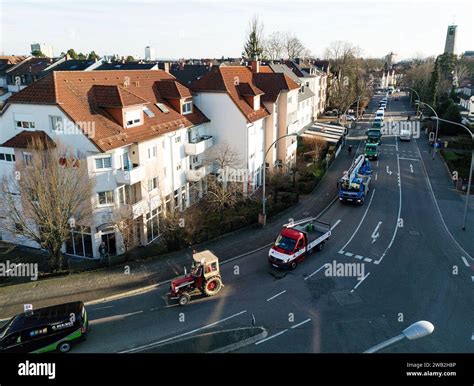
left=386, top=165, right=392, bottom=175
left=410, top=164, right=414, bottom=173
left=371, top=221, right=382, bottom=244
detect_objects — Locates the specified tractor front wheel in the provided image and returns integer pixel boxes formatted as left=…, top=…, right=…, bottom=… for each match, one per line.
left=178, top=293, right=191, bottom=306
left=203, top=276, right=223, bottom=296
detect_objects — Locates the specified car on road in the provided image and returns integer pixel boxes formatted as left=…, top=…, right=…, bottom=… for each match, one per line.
left=0, top=301, right=88, bottom=353
left=364, top=142, right=379, bottom=160
left=325, top=109, right=339, bottom=116
left=399, top=126, right=411, bottom=141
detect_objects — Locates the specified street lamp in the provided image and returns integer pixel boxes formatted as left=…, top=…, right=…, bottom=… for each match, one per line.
left=260, top=133, right=299, bottom=226
left=431, top=116, right=474, bottom=231
left=416, top=100, right=439, bottom=160
left=364, top=321, right=434, bottom=353
left=405, top=87, right=420, bottom=116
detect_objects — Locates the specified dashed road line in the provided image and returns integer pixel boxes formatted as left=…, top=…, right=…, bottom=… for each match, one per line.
left=267, top=290, right=286, bottom=302
left=291, top=318, right=311, bottom=329
left=331, top=219, right=342, bottom=230
left=345, top=252, right=354, bottom=257
left=304, top=265, right=327, bottom=281
left=355, top=255, right=363, bottom=260
left=255, top=329, right=288, bottom=345
left=350, top=272, right=371, bottom=293
left=364, top=258, right=372, bottom=263
left=460, top=256, right=470, bottom=268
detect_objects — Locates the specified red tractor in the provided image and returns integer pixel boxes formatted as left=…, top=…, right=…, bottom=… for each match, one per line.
left=168, top=250, right=223, bottom=306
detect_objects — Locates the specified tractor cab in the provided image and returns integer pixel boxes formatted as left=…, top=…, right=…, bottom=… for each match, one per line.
left=168, top=250, right=223, bottom=306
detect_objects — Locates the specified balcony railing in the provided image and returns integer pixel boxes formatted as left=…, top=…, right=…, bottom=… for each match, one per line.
left=115, top=164, right=144, bottom=185
left=186, top=164, right=209, bottom=182
left=184, top=135, right=213, bottom=156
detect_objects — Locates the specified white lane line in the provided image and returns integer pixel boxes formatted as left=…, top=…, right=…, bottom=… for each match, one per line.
left=460, top=256, right=470, bottom=268
left=374, top=155, right=402, bottom=265
left=119, top=310, right=247, bottom=353
left=355, top=255, right=363, bottom=260
left=304, top=264, right=327, bottom=281
left=471, top=276, right=474, bottom=283
left=350, top=272, right=371, bottom=293
left=399, top=157, right=420, bottom=161
left=364, top=258, right=372, bottom=263
left=415, top=140, right=473, bottom=261
left=339, top=189, right=376, bottom=253
left=255, top=329, right=288, bottom=345
left=267, top=290, right=286, bottom=302
left=338, top=250, right=345, bottom=255
left=375, top=172, right=378, bottom=181
left=331, top=219, right=342, bottom=230
left=376, top=160, right=379, bottom=167
left=90, top=305, right=114, bottom=311
left=345, top=252, right=354, bottom=257
left=291, top=318, right=311, bottom=329
left=410, top=164, right=414, bottom=173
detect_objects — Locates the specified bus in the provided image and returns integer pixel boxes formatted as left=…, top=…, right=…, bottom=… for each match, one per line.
left=0, top=301, right=88, bottom=353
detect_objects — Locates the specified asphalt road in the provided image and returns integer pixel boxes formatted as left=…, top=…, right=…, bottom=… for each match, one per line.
left=74, top=93, right=474, bottom=354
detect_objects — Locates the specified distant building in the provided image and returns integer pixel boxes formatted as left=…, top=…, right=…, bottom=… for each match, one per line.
left=30, top=43, right=54, bottom=58
left=385, top=52, right=398, bottom=66
left=145, top=46, right=155, bottom=61
left=462, top=51, right=474, bottom=59
left=444, top=25, right=457, bottom=55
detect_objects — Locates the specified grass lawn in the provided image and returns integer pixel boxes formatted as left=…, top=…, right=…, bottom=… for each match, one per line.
left=440, top=150, right=471, bottom=179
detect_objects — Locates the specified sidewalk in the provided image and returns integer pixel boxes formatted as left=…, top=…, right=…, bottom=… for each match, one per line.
left=0, top=137, right=359, bottom=319
left=417, top=135, right=474, bottom=259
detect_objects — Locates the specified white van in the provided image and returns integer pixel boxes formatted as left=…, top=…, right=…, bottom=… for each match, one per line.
left=399, top=126, right=411, bottom=141
left=376, top=109, right=384, bottom=119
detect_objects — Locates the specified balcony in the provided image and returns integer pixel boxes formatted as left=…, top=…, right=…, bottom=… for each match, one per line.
left=115, top=164, right=144, bottom=185
left=184, top=135, right=213, bottom=156
left=186, top=164, right=209, bottom=182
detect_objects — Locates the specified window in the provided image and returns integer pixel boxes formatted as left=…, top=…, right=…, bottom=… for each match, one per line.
left=22, top=152, right=33, bottom=166
left=176, top=163, right=181, bottom=171
left=50, top=116, right=63, bottom=131
left=182, top=101, right=193, bottom=115
left=15, top=121, right=35, bottom=129
left=117, top=185, right=130, bottom=205
left=95, top=156, right=112, bottom=170
left=143, top=106, right=155, bottom=118
left=65, top=226, right=93, bottom=258
left=98, top=191, right=114, bottom=205
left=148, top=177, right=158, bottom=192
left=174, top=136, right=181, bottom=143
left=146, top=209, right=160, bottom=243
left=156, top=103, right=170, bottom=113
left=124, top=110, right=142, bottom=127
left=148, top=146, right=157, bottom=159
left=0, top=153, right=15, bottom=162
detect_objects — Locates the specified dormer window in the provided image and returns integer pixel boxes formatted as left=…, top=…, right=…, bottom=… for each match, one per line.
left=124, top=109, right=142, bottom=128
left=182, top=101, right=193, bottom=115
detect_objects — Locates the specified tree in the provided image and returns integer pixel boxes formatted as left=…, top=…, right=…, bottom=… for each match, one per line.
left=0, top=139, right=94, bottom=271
left=66, top=48, right=79, bottom=59
left=125, top=55, right=135, bottom=62
left=87, top=51, right=100, bottom=61
left=304, top=136, right=326, bottom=163
left=31, top=50, right=45, bottom=58
left=284, top=33, right=307, bottom=60
left=112, top=204, right=137, bottom=256
left=242, top=16, right=265, bottom=60
left=265, top=31, right=285, bottom=60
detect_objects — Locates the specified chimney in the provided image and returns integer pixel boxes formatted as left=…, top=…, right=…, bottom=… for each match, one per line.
left=251, top=60, right=260, bottom=73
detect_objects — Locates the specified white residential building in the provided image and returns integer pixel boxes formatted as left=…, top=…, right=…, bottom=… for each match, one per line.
left=0, top=70, right=211, bottom=258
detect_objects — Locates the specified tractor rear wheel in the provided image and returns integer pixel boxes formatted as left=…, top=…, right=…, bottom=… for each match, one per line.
left=203, top=276, right=223, bottom=296
left=178, top=293, right=191, bottom=306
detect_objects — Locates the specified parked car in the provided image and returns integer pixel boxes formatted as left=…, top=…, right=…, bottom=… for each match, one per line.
left=326, top=109, right=339, bottom=116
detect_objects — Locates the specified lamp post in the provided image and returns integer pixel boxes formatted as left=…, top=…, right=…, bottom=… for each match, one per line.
left=260, top=133, right=299, bottom=226
left=416, top=100, right=439, bottom=160
left=364, top=321, right=434, bottom=353
left=431, top=117, right=474, bottom=231
left=405, top=87, right=420, bottom=116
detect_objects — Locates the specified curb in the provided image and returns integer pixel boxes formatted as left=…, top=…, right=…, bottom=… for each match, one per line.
left=209, top=327, right=267, bottom=353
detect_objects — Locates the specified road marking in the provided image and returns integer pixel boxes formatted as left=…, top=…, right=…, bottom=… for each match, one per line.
left=304, top=264, right=328, bottom=281
left=376, top=160, right=379, bottom=167
left=345, top=252, right=354, bottom=257
left=339, top=189, right=376, bottom=253
left=118, top=310, right=247, bottom=353
left=460, top=256, right=470, bottom=268
left=92, top=311, right=144, bottom=325
left=90, top=305, right=114, bottom=311
left=374, top=154, right=403, bottom=265
left=267, top=290, right=286, bottom=302
left=291, top=318, right=311, bottom=329
left=386, top=165, right=392, bottom=175
left=375, top=172, right=378, bottom=181
left=331, top=219, right=342, bottom=230
left=364, top=258, right=372, bottom=262
left=410, top=164, right=414, bottom=173
left=350, top=272, right=371, bottom=293
left=255, top=329, right=288, bottom=345
left=371, top=221, right=382, bottom=244
left=355, top=255, right=363, bottom=260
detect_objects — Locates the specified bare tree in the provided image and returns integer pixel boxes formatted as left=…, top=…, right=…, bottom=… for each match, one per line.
left=265, top=31, right=285, bottom=60
left=284, top=33, right=308, bottom=60
left=304, top=136, right=326, bottom=163
left=112, top=204, right=137, bottom=255
left=0, top=138, right=93, bottom=271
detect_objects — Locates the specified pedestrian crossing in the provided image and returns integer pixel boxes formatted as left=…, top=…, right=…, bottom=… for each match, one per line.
left=338, top=249, right=378, bottom=264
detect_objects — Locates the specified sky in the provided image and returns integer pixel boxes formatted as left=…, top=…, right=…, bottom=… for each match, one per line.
left=0, top=0, right=472, bottom=61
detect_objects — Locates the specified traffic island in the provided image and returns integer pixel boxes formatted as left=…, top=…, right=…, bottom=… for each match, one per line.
left=142, top=327, right=267, bottom=353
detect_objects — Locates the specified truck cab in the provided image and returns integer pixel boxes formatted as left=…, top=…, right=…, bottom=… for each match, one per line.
left=367, top=128, right=382, bottom=145
left=365, top=143, right=379, bottom=160
left=269, top=220, right=331, bottom=269
left=338, top=175, right=371, bottom=204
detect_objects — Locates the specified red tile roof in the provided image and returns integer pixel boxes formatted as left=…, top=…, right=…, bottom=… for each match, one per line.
left=93, top=85, right=149, bottom=108
left=253, top=73, right=299, bottom=102
left=2, top=130, right=55, bottom=149
left=154, top=79, right=192, bottom=99
left=8, top=70, right=209, bottom=152
left=191, top=66, right=270, bottom=123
